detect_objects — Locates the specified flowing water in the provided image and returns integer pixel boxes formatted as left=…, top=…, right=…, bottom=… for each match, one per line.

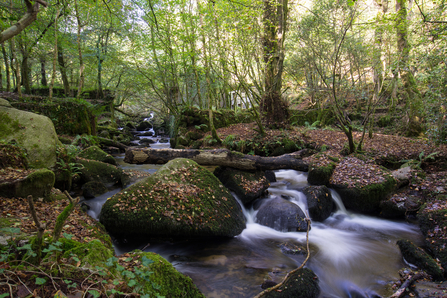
left=84, top=138, right=423, bottom=298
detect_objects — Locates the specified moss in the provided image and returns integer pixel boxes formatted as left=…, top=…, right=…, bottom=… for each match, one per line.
left=78, top=158, right=126, bottom=187
left=397, top=239, right=444, bottom=280
left=65, top=239, right=114, bottom=268
left=308, top=161, right=337, bottom=186
left=16, top=169, right=55, bottom=200
left=134, top=251, right=205, bottom=298
left=52, top=202, right=75, bottom=242
left=77, top=146, right=116, bottom=165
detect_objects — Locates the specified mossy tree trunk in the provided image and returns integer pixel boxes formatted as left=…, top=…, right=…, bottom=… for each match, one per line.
left=395, top=0, right=424, bottom=136
left=260, top=0, right=289, bottom=128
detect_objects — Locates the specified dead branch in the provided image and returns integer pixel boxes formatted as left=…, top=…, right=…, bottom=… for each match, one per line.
left=26, top=195, right=46, bottom=264
left=254, top=216, right=312, bottom=298
left=389, top=272, right=424, bottom=298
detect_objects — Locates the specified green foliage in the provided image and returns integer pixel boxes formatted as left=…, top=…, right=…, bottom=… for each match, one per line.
left=400, top=151, right=439, bottom=170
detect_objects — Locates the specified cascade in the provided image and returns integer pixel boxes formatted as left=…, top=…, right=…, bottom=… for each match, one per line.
left=84, top=162, right=422, bottom=298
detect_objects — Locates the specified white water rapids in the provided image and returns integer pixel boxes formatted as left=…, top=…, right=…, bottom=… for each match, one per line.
left=85, top=160, right=422, bottom=298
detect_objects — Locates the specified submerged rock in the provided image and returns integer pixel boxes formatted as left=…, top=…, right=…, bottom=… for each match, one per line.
left=255, top=196, right=309, bottom=232
left=100, top=158, right=246, bottom=239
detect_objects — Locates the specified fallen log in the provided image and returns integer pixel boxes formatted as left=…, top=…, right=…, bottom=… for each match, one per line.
left=124, top=148, right=309, bottom=171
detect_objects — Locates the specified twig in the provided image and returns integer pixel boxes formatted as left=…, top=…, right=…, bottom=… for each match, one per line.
left=26, top=195, right=46, bottom=264
left=253, top=216, right=312, bottom=298
left=389, top=272, right=424, bottom=298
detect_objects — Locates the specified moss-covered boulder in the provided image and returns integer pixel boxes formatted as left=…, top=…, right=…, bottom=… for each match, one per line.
left=418, top=200, right=447, bottom=278
left=214, top=167, right=270, bottom=204
left=302, top=185, right=334, bottom=221
left=77, top=146, right=116, bottom=165
left=0, top=169, right=54, bottom=199
left=397, top=239, right=444, bottom=281
left=100, top=158, right=246, bottom=240
left=130, top=251, right=205, bottom=298
left=329, top=157, right=396, bottom=214
left=77, top=158, right=128, bottom=188
left=307, top=153, right=338, bottom=186
left=0, top=99, right=58, bottom=168
left=260, top=268, right=320, bottom=298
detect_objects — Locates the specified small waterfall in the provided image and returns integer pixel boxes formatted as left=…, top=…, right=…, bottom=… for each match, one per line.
left=89, top=161, right=423, bottom=298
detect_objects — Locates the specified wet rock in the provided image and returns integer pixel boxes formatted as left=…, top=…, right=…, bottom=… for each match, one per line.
left=255, top=197, right=309, bottom=232
left=214, top=167, right=270, bottom=204
left=139, top=138, right=156, bottom=144
left=100, top=158, right=246, bottom=240
left=397, top=239, right=444, bottom=281
left=259, top=268, right=319, bottom=298
left=77, top=158, right=128, bottom=188
left=82, top=181, right=108, bottom=199
left=379, top=192, right=423, bottom=219
left=302, top=185, right=334, bottom=221
left=136, top=121, right=152, bottom=131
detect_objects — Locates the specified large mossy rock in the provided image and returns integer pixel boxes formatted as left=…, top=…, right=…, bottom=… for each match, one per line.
left=418, top=201, right=447, bottom=278
left=0, top=168, right=55, bottom=199
left=329, top=157, right=396, bottom=214
left=302, top=185, right=334, bottom=221
left=100, top=158, right=246, bottom=240
left=0, top=99, right=58, bottom=168
left=260, top=268, right=320, bottom=298
left=77, top=158, right=128, bottom=188
left=307, top=153, right=338, bottom=186
left=133, top=251, right=205, bottom=298
left=214, top=167, right=270, bottom=204
left=397, top=239, right=444, bottom=281
left=255, top=197, right=309, bottom=232
left=77, top=146, right=116, bottom=165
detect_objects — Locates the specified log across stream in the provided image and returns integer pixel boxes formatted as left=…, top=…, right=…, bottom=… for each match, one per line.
left=85, top=155, right=423, bottom=298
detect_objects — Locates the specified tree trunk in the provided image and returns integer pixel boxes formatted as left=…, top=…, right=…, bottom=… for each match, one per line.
left=74, top=0, right=84, bottom=100
left=49, top=9, right=60, bottom=101
left=57, top=45, right=70, bottom=96
left=40, top=57, right=47, bottom=86
left=124, top=148, right=309, bottom=171
left=395, top=0, right=424, bottom=136
left=2, top=43, right=11, bottom=91
left=260, top=0, right=289, bottom=127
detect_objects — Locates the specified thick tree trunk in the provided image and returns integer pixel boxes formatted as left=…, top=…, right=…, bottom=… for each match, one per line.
left=2, top=43, right=11, bottom=91
left=124, top=148, right=309, bottom=171
left=40, top=57, right=47, bottom=86
left=57, top=45, right=70, bottom=96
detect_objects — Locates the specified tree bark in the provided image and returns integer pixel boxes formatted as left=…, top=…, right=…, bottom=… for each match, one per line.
left=124, top=148, right=309, bottom=171
left=0, top=0, right=48, bottom=44
left=57, top=45, right=70, bottom=96
left=2, top=43, right=11, bottom=91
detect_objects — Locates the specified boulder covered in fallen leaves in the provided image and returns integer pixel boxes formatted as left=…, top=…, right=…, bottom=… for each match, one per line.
left=255, top=196, right=309, bottom=232
left=302, top=185, right=334, bottom=221
left=418, top=200, right=447, bottom=279
left=379, top=191, right=423, bottom=219
left=100, top=158, right=246, bottom=240
left=0, top=168, right=54, bottom=199
left=329, top=157, right=396, bottom=214
left=77, top=146, right=116, bottom=165
left=259, top=268, right=319, bottom=298
left=0, top=98, right=59, bottom=168
left=214, top=167, right=270, bottom=204
left=397, top=239, right=444, bottom=281
left=307, top=153, right=339, bottom=186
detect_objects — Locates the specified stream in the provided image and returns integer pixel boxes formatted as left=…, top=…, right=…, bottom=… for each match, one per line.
left=83, top=133, right=423, bottom=298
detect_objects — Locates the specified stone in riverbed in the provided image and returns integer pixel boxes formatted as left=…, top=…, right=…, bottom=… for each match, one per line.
left=259, top=268, right=319, bottom=298
left=302, top=185, right=334, bottom=221
left=255, top=196, right=309, bottom=232
left=100, top=158, right=246, bottom=240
